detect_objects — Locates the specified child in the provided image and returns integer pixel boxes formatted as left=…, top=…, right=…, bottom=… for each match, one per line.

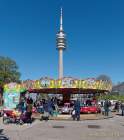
left=71, top=109, right=76, bottom=120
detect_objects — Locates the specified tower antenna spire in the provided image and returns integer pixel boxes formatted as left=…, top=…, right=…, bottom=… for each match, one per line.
left=60, top=7, right=63, bottom=31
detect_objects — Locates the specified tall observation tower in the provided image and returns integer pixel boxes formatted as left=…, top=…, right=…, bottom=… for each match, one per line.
left=56, top=8, right=67, bottom=79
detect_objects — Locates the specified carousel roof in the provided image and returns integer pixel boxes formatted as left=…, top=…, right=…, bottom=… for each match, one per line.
left=3, top=77, right=112, bottom=94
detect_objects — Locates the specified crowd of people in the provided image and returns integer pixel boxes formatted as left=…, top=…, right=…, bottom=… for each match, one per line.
left=16, top=96, right=82, bottom=122
left=100, top=99, right=124, bottom=116
left=4, top=95, right=124, bottom=124
left=16, top=96, right=59, bottom=122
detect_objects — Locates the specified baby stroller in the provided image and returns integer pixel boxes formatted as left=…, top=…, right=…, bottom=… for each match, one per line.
left=20, top=111, right=32, bottom=124
left=3, top=110, right=21, bottom=124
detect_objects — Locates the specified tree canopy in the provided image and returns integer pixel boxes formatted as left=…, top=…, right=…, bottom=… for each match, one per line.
left=0, top=56, right=21, bottom=86
left=97, top=74, right=112, bottom=84
left=97, top=94, right=124, bottom=102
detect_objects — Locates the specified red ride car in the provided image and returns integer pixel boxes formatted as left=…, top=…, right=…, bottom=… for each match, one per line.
left=80, top=105, right=101, bottom=114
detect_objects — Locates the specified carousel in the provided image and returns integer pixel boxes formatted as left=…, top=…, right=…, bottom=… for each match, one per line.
left=1, top=77, right=112, bottom=121
left=3, top=77, right=112, bottom=109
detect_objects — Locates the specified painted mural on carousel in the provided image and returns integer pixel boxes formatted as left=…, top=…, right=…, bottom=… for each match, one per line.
left=3, top=77, right=112, bottom=93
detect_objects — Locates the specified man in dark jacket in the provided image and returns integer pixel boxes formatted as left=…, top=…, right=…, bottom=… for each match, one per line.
left=47, top=99, right=53, bottom=116
left=104, top=99, right=110, bottom=116
left=42, top=100, right=49, bottom=121
left=121, top=102, right=124, bottom=116
left=74, top=99, right=80, bottom=121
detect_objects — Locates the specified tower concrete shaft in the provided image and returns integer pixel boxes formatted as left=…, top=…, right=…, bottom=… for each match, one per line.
left=58, top=48, right=63, bottom=79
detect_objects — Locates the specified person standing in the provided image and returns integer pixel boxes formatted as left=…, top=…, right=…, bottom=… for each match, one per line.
left=121, top=102, right=124, bottom=116
left=42, top=100, right=49, bottom=121
left=74, top=99, right=80, bottom=121
left=47, top=98, right=53, bottom=116
left=115, top=101, right=120, bottom=113
left=104, top=99, right=109, bottom=116
left=71, top=108, right=76, bottom=120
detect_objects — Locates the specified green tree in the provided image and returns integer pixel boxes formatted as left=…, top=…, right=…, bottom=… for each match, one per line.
left=97, top=74, right=112, bottom=84
left=0, top=56, right=21, bottom=86
left=97, top=94, right=124, bottom=102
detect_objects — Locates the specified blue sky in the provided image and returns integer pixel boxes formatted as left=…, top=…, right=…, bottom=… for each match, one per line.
left=0, top=0, right=124, bottom=84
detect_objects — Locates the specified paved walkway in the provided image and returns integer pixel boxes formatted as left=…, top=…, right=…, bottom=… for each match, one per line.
left=0, top=115, right=124, bottom=140
left=33, top=113, right=114, bottom=120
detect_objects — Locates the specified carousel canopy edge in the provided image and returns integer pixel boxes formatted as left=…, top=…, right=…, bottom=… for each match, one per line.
left=3, top=77, right=112, bottom=92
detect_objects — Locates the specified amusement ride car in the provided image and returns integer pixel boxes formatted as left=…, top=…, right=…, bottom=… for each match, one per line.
left=80, top=104, right=101, bottom=114
left=61, top=103, right=72, bottom=114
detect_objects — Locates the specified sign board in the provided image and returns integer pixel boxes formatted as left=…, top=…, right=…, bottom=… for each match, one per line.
left=3, top=92, right=20, bottom=109
left=3, top=83, right=26, bottom=109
